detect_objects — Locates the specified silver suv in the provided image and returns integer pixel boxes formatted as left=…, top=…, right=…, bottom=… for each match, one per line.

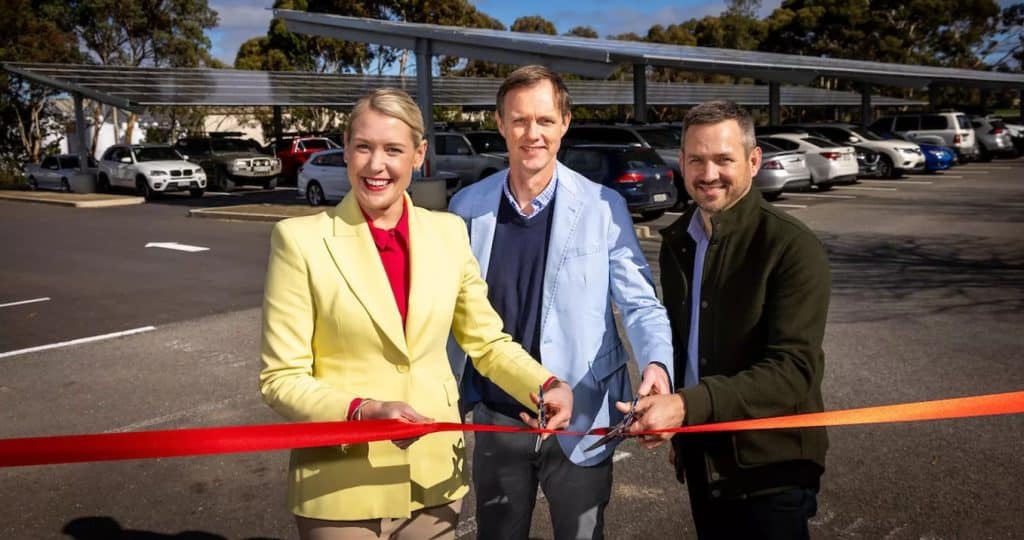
left=869, top=112, right=977, bottom=161
left=433, top=132, right=507, bottom=188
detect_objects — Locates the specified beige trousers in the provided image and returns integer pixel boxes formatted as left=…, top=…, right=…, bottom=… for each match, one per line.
left=295, top=500, right=463, bottom=540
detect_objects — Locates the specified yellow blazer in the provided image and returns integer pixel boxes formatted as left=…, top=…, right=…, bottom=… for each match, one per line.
left=259, top=192, right=553, bottom=520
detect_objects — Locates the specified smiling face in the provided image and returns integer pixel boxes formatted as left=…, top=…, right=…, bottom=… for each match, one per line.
left=344, top=108, right=426, bottom=226
left=681, top=119, right=761, bottom=220
left=496, top=79, right=570, bottom=184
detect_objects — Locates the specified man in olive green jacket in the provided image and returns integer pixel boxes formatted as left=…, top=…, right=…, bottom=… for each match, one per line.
left=622, top=100, right=830, bottom=539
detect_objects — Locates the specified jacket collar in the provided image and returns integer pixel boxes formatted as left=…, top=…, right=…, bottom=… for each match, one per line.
left=661, top=187, right=761, bottom=244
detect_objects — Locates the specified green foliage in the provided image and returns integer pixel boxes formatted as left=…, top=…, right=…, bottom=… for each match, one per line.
left=0, top=0, right=83, bottom=167
left=510, top=15, right=557, bottom=35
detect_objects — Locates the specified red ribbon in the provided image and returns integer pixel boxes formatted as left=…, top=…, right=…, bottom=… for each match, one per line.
left=1, top=390, right=1021, bottom=468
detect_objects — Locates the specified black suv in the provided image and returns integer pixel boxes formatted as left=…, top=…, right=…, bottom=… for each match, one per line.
left=174, top=134, right=281, bottom=191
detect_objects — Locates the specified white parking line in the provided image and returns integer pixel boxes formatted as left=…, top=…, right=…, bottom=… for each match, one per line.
left=145, top=242, right=210, bottom=253
left=783, top=193, right=856, bottom=199
left=0, top=326, right=156, bottom=359
left=773, top=203, right=808, bottom=209
left=859, top=180, right=933, bottom=185
left=835, top=186, right=897, bottom=191
left=0, top=297, right=50, bottom=309
left=931, top=174, right=963, bottom=178
left=965, top=166, right=1010, bottom=169
left=664, top=211, right=684, bottom=216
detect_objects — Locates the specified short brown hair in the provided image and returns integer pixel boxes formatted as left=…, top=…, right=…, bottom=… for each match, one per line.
left=682, top=100, right=756, bottom=155
left=496, top=65, right=571, bottom=119
left=346, top=88, right=425, bottom=146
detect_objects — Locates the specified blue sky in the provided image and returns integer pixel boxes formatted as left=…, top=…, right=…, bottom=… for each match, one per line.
left=205, top=0, right=780, bottom=66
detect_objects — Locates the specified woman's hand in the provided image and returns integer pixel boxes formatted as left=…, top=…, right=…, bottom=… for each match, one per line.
left=358, top=400, right=433, bottom=450
left=519, top=380, right=574, bottom=439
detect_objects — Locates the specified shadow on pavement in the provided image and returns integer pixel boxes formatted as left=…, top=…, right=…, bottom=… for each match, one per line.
left=62, top=516, right=279, bottom=540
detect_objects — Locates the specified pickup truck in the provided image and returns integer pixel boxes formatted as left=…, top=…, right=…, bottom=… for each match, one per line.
left=433, top=132, right=507, bottom=188
left=174, top=135, right=281, bottom=192
left=97, top=144, right=207, bottom=199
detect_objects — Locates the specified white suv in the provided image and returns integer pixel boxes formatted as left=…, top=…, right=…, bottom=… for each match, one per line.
left=793, top=124, right=924, bottom=178
left=98, top=144, right=207, bottom=199
left=869, top=112, right=977, bottom=161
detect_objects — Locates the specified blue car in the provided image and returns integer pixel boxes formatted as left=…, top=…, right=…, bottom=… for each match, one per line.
left=917, top=142, right=955, bottom=171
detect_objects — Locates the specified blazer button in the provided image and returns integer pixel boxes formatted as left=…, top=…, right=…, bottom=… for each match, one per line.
left=710, top=472, right=721, bottom=481
left=700, top=300, right=709, bottom=309
left=699, top=357, right=708, bottom=367
left=396, top=365, right=409, bottom=373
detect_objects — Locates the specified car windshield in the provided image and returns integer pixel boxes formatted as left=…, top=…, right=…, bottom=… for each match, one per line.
left=302, top=138, right=333, bottom=150
left=467, top=133, right=507, bottom=153
left=210, top=138, right=257, bottom=153
left=802, top=137, right=839, bottom=149
left=615, top=147, right=665, bottom=168
left=850, top=127, right=884, bottom=141
left=635, top=127, right=681, bottom=149
left=133, top=147, right=183, bottom=162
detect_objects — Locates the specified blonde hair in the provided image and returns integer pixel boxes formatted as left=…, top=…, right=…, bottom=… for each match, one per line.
left=346, top=88, right=425, bottom=146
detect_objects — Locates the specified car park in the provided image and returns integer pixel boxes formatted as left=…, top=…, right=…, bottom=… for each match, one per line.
left=433, top=131, right=507, bottom=187
left=97, top=144, right=206, bottom=199
left=24, top=154, right=97, bottom=192
left=268, top=136, right=340, bottom=182
left=174, top=134, right=281, bottom=192
left=559, top=144, right=677, bottom=220
left=754, top=139, right=811, bottom=200
left=868, top=112, right=977, bottom=161
left=969, top=115, right=1016, bottom=161
left=788, top=123, right=924, bottom=178
left=757, top=134, right=858, bottom=190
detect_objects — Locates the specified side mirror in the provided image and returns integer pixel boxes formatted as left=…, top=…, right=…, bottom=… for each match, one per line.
left=181, top=154, right=189, bottom=161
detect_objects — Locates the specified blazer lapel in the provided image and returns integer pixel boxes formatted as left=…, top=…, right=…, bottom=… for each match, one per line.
left=468, top=175, right=504, bottom=279
left=540, top=163, right=585, bottom=333
left=403, top=196, right=436, bottom=353
left=323, top=194, right=409, bottom=358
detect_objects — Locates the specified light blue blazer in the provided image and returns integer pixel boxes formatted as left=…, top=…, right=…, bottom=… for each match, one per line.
left=447, top=161, right=674, bottom=466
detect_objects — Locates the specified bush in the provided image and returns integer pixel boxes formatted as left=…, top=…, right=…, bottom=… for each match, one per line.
left=0, top=164, right=27, bottom=189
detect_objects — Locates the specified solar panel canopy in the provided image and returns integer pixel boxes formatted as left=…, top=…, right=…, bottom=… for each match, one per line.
left=2, top=62, right=924, bottom=112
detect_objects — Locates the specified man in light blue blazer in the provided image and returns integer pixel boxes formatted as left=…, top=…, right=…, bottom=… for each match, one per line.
left=447, top=65, right=674, bottom=540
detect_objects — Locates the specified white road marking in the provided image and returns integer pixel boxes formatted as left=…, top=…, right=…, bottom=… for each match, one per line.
left=931, top=174, right=962, bottom=178
left=859, top=179, right=933, bottom=185
left=835, top=186, right=897, bottom=191
left=0, top=326, right=156, bottom=359
left=145, top=242, right=210, bottom=253
left=965, top=166, right=1010, bottom=169
left=784, top=193, right=856, bottom=199
left=664, top=211, right=684, bottom=216
left=0, top=297, right=50, bottom=309
left=773, top=203, right=808, bottom=209
left=613, top=450, right=632, bottom=463
left=105, top=396, right=245, bottom=433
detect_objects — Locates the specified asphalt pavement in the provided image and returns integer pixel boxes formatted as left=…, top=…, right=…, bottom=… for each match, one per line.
left=1, top=162, right=1022, bottom=539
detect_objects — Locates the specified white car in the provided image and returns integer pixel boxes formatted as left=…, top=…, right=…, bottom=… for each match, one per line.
left=297, top=148, right=349, bottom=206
left=759, top=134, right=858, bottom=190
left=98, top=144, right=207, bottom=199
left=793, top=124, right=924, bottom=178
left=25, top=154, right=97, bottom=192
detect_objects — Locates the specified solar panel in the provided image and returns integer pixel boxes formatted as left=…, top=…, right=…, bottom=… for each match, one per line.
left=2, top=62, right=923, bottom=110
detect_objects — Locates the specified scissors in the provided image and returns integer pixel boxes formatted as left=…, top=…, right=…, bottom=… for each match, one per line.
left=535, top=384, right=546, bottom=452
left=584, top=394, right=640, bottom=452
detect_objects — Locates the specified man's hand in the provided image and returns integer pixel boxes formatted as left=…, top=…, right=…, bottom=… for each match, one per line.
left=519, top=380, right=573, bottom=440
left=359, top=400, right=433, bottom=450
left=637, top=362, right=672, bottom=397
left=615, top=392, right=686, bottom=449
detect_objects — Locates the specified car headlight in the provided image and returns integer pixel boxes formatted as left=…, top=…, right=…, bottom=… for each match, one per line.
left=150, top=170, right=168, bottom=176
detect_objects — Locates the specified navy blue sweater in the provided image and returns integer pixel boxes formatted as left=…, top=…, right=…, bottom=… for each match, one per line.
left=463, top=193, right=555, bottom=419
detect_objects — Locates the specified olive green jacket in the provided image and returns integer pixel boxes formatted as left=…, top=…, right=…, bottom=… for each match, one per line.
left=659, top=188, right=830, bottom=497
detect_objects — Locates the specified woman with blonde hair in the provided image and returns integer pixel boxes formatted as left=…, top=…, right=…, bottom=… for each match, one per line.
left=259, top=88, right=573, bottom=539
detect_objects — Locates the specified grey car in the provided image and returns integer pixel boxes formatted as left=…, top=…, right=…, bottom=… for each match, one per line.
left=754, top=138, right=811, bottom=200
left=969, top=116, right=1016, bottom=161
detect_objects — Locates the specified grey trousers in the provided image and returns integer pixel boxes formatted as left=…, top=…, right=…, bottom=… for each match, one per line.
left=471, top=403, right=613, bottom=540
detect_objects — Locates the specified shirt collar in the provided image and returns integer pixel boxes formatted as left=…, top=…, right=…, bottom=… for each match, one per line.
left=362, top=198, right=410, bottom=251
left=502, top=171, right=558, bottom=219
left=687, top=209, right=709, bottom=244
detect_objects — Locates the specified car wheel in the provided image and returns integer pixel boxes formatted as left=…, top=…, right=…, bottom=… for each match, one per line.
left=60, top=178, right=71, bottom=192
left=306, top=182, right=325, bottom=206
left=762, top=190, right=781, bottom=201
left=136, top=178, right=155, bottom=201
left=639, top=210, right=665, bottom=221
left=263, top=177, right=278, bottom=190
left=27, top=176, right=38, bottom=190
left=977, top=145, right=992, bottom=163
left=877, top=155, right=895, bottom=179
left=216, top=170, right=235, bottom=192
left=816, top=183, right=833, bottom=191
left=189, top=188, right=205, bottom=198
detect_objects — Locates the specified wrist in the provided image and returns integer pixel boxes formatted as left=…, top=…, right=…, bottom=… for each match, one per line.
left=541, top=376, right=562, bottom=391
